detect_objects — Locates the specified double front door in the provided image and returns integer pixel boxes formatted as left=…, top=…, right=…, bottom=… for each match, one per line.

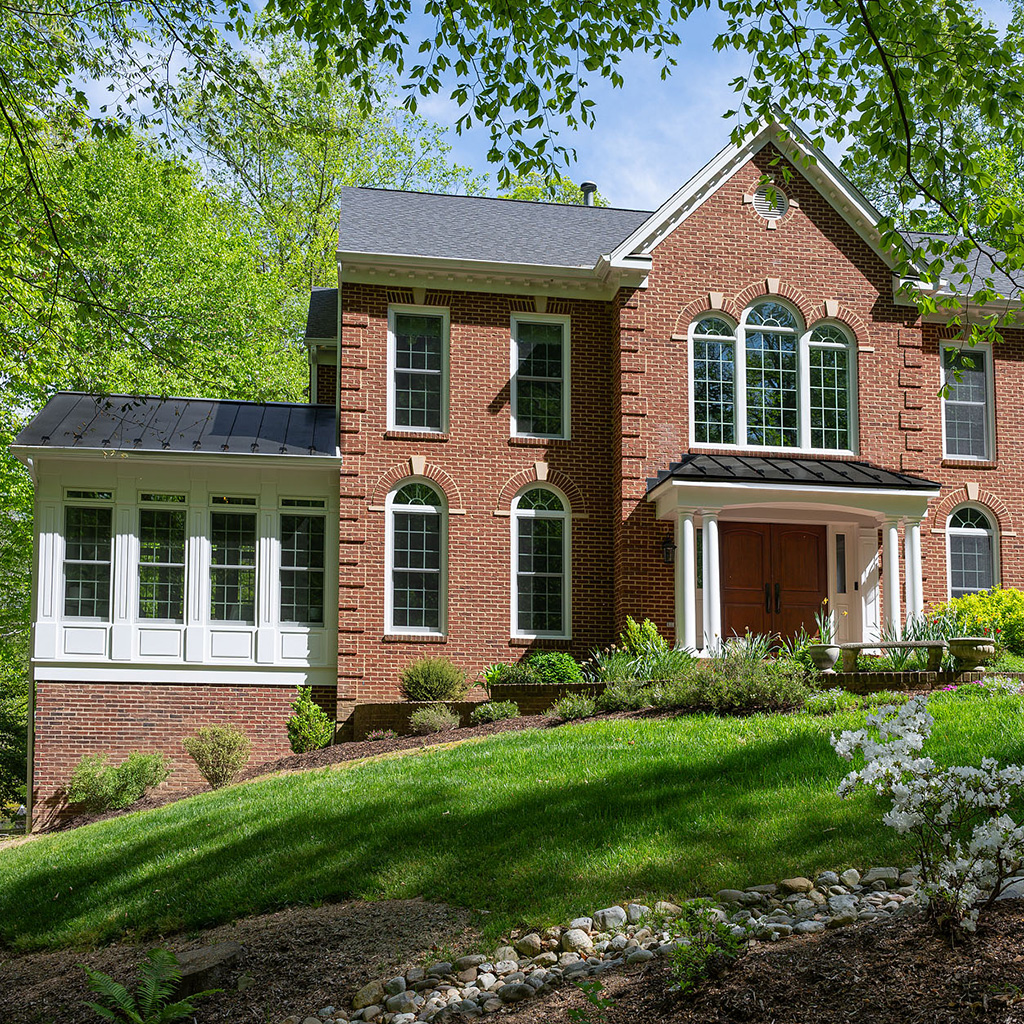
left=718, top=523, right=828, bottom=641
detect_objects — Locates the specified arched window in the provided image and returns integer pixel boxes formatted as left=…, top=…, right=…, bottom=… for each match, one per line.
left=689, top=300, right=854, bottom=452
left=948, top=506, right=996, bottom=599
left=387, top=480, right=447, bottom=634
left=512, top=486, right=570, bottom=638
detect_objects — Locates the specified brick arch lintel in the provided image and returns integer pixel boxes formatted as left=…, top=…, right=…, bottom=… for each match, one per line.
left=928, top=486, right=1013, bottom=535
left=370, top=459, right=465, bottom=511
left=494, top=465, right=587, bottom=518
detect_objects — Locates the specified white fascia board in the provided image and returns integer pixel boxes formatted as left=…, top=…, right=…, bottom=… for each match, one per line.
left=337, top=251, right=649, bottom=299
left=10, top=445, right=342, bottom=468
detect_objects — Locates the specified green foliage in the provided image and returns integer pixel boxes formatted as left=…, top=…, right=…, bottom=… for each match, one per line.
left=286, top=688, right=334, bottom=753
left=931, top=588, right=1024, bottom=656
left=399, top=657, right=470, bottom=702
left=548, top=693, right=596, bottom=720
left=469, top=701, right=520, bottom=725
left=82, top=947, right=219, bottom=1023
left=182, top=726, right=251, bottom=789
left=668, top=901, right=744, bottom=995
left=596, top=677, right=662, bottom=712
left=804, top=688, right=861, bottom=715
left=65, top=753, right=170, bottom=812
left=585, top=618, right=694, bottom=685
left=500, top=172, right=609, bottom=207
left=487, top=662, right=539, bottom=686
left=525, top=652, right=583, bottom=686
left=365, top=729, right=398, bottom=742
left=567, top=977, right=615, bottom=1024
left=408, top=704, right=460, bottom=735
left=623, top=616, right=669, bottom=659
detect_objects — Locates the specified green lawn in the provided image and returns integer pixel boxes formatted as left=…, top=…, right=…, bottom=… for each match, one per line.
left=2, top=695, right=1023, bottom=951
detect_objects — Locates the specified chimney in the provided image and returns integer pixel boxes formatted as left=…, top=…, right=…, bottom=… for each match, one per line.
left=580, top=181, right=597, bottom=207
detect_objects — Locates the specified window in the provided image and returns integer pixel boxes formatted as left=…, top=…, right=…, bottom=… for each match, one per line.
left=388, top=481, right=446, bottom=634
left=210, top=509, right=257, bottom=623
left=280, top=514, right=326, bottom=624
left=64, top=505, right=112, bottom=618
left=948, top=506, right=996, bottom=598
left=512, top=486, right=569, bottom=637
left=388, top=307, right=448, bottom=432
left=139, top=504, right=186, bottom=620
left=943, top=346, right=992, bottom=459
left=689, top=300, right=854, bottom=452
left=511, top=314, right=570, bottom=438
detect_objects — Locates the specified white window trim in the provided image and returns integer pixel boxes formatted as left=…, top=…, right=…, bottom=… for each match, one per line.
left=387, top=304, right=450, bottom=433
left=945, top=503, right=1000, bottom=600
left=60, top=492, right=115, bottom=623
left=279, top=508, right=329, bottom=627
left=385, top=478, right=448, bottom=636
left=510, top=484, right=572, bottom=640
left=510, top=312, right=572, bottom=440
left=686, top=301, right=858, bottom=455
left=940, top=341, right=995, bottom=461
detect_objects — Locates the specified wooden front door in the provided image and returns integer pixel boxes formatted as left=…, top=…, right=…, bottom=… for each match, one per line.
left=719, top=523, right=828, bottom=641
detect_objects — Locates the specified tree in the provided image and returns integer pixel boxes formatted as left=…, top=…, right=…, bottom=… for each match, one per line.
left=499, top=172, right=608, bottom=207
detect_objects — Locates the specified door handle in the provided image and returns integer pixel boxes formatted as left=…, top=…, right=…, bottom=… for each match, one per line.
left=774, top=582, right=781, bottom=614
left=765, top=582, right=771, bottom=613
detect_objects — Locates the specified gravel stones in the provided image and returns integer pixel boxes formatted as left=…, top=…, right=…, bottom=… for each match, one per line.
left=779, top=877, right=813, bottom=894
left=513, top=933, right=542, bottom=957
left=497, top=983, right=533, bottom=1003
left=627, top=903, right=651, bottom=924
left=861, top=867, right=900, bottom=886
left=840, top=868, right=862, bottom=887
left=594, top=905, right=628, bottom=930
left=351, top=981, right=384, bottom=1011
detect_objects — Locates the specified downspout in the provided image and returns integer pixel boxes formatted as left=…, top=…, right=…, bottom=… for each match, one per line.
left=335, top=262, right=342, bottom=453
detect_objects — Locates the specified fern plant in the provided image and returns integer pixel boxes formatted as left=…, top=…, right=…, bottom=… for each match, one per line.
left=81, top=948, right=219, bottom=1023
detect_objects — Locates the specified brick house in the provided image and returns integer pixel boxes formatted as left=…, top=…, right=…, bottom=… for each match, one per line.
left=14, top=118, right=1017, bottom=827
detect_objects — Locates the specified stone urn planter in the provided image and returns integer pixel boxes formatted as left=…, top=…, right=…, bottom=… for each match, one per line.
left=948, top=636, right=997, bottom=671
left=807, top=643, right=841, bottom=674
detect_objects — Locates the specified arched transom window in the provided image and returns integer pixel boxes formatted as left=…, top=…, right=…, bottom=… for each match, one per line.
left=690, top=300, right=855, bottom=452
left=947, top=506, right=996, bottom=599
left=387, top=481, right=447, bottom=634
left=512, top=486, right=570, bottom=638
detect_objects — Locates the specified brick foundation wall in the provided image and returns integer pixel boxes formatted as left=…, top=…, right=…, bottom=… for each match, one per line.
left=486, top=681, right=607, bottom=716
left=827, top=669, right=984, bottom=693
left=31, top=681, right=335, bottom=829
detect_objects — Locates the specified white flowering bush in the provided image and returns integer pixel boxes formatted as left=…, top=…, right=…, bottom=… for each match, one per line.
left=832, top=697, right=1024, bottom=933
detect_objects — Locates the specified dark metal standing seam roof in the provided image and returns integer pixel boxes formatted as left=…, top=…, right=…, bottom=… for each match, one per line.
left=306, top=287, right=338, bottom=339
left=648, top=453, right=941, bottom=493
left=15, top=393, right=339, bottom=457
left=337, top=186, right=653, bottom=267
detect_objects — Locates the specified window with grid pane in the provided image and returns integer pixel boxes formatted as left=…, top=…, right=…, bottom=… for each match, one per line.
left=64, top=506, right=112, bottom=618
left=390, top=482, right=444, bottom=632
left=948, top=506, right=995, bottom=598
left=809, top=325, right=850, bottom=450
left=393, top=311, right=444, bottom=430
left=210, top=511, right=256, bottom=622
left=280, top=514, right=325, bottom=624
left=514, top=319, right=566, bottom=437
left=514, top=487, right=568, bottom=636
left=745, top=302, right=798, bottom=447
left=139, top=508, right=185, bottom=620
left=692, top=317, right=735, bottom=444
left=943, top=347, right=990, bottom=458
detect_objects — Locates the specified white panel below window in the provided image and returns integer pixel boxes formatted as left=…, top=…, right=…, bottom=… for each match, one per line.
left=63, top=626, right=108, bottom=657
left=281, top=631, right=323, bottom=661
left=138, top=628, right=183, bottom=659
left=210, top=630, right=254, bottom=660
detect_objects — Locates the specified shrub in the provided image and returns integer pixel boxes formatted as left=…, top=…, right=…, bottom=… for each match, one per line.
left=657, top=651, right=810, bottom=714
left=584, top=618, right=694, bottom=684
left=596, top=677, right=661, bottom=712
left=526, top=651, right=584, bottom=686
left=65, top=752, right=170, bottom=812
left=82, top=948, right=219, bottom=1023
left=365, top=728, right=398, bottom=742
left=622, top=616, right=668, bottom=660
left=182, top=725, right=251, bottom=789
left=408, top=704, right=460, bottom=734
left=490, top=661, right=541, bottom=685
left=931, top=587, right=1024, bottom=656
left=548, top=693, right=596, bottom=720
left=469, top=700, right=520, bottom=724
left=287, top=687, right=334, bottom=753
left=400, top=657, right=469, bottom=702
left=668, top=901, right=745, bottom=994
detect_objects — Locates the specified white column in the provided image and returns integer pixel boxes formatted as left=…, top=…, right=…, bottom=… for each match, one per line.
left=882, top=518, right=902, bottom=635
left=676, top=512, right=697, bottom=651
left=903, top=520, right=913, bottom=621
left=702, top=511, right=721, bottom=652
left=908, top=519, right=924, bottom=620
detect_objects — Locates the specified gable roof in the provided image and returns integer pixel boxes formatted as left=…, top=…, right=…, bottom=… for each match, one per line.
left=337, top=187, right=651, bottom=269
left=14, top=393, right=338, bottom=458
left=306, top=287, right=338, bottom=339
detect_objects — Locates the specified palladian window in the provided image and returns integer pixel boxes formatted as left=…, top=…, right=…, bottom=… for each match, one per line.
left=387, top=481, right=447, bottom=634
left=690, top=300, right=854, bottom=452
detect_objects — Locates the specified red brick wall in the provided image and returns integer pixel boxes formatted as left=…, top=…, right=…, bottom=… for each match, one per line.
left=31, top=681, right=335, bottom=828
left=336, top=286, right=618, bottom=702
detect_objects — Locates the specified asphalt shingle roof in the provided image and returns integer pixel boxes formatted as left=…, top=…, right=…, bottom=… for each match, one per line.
left=647, top=453, right=940, bottom=493
left=16, top=393, right=338, bottom=457
left=337, top=187, right=652, bottom=267
left=904, top=231, right=1017, bottom=297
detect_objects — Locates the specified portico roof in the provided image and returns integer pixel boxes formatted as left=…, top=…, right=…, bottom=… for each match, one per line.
left=647, top=453, right=941, bottom=495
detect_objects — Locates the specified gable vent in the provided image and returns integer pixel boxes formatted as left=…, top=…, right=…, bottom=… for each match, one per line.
left=752, top=183, right=788, bottom=220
